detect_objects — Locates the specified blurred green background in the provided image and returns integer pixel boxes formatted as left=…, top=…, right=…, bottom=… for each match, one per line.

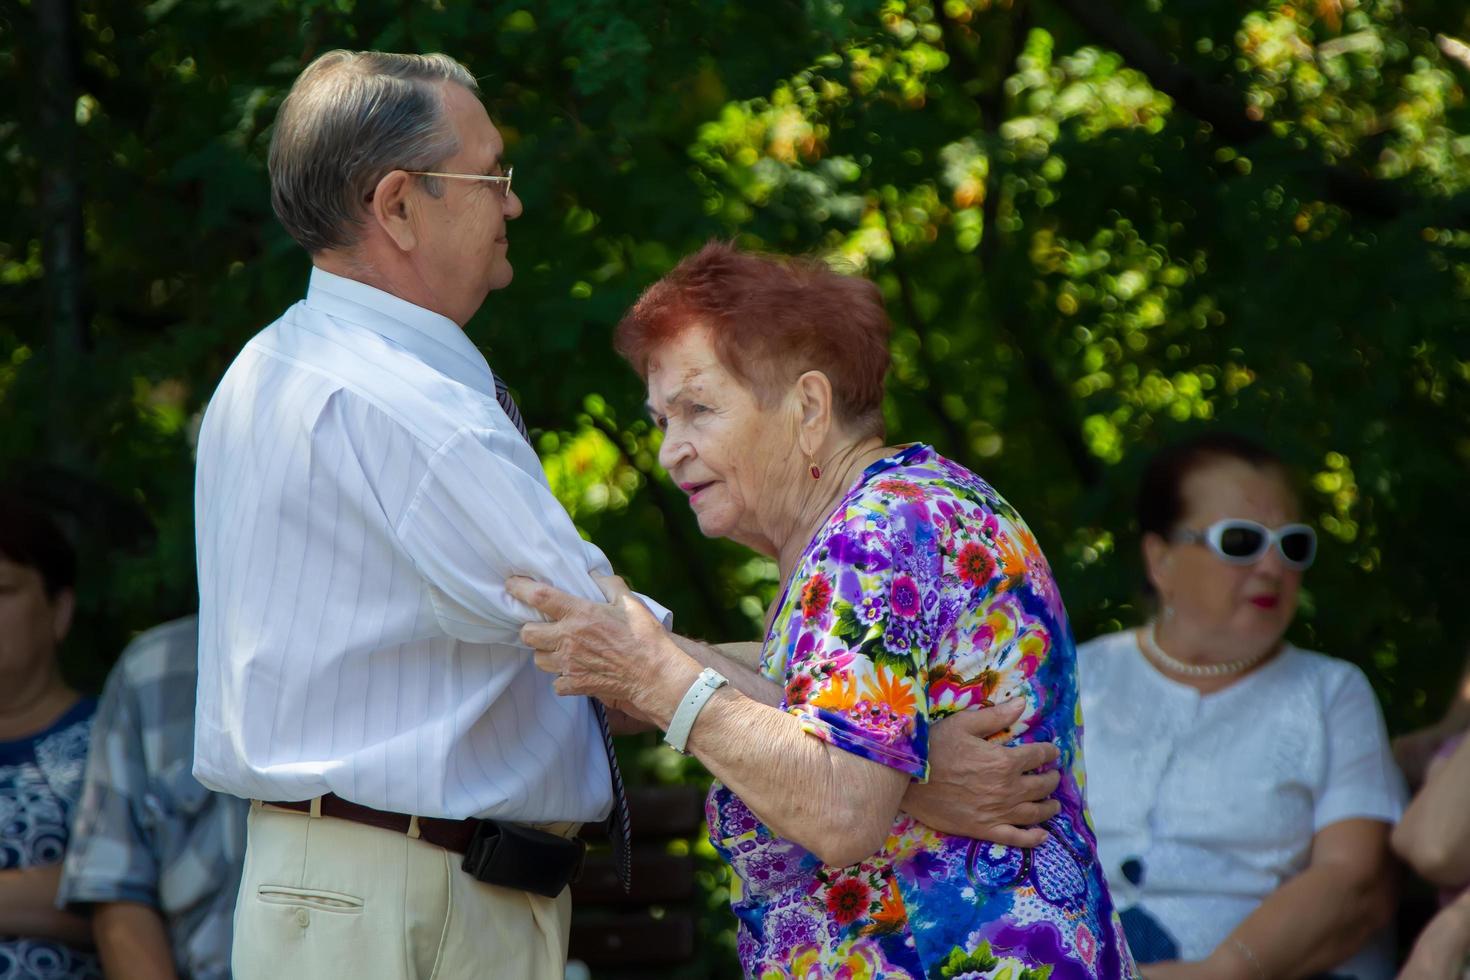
left=3, top=0, right=1468, bottom=973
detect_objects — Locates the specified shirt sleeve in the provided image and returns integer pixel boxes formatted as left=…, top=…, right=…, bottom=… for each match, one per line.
left=396, top=425, right=670, bottom=645
left=56, top=665, right=160, bottom=910
left=1314, top=663, right=1407, bottom=831
left=781, top=508, right=932, bottom=781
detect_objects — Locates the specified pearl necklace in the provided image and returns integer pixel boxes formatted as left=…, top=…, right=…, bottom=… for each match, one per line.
left=1139, top=621, right=1275, bottom=678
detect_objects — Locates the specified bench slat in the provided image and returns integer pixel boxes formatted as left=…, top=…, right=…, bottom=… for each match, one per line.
left=579, top=784, right=706, bottom=840
left=570, top=912, right=696, bottom=967
left=573, top=851, right=695, bottom=905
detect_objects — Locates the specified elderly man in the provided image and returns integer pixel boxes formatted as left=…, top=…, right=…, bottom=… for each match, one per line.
left=193, top=50, right=644, bottom=979
left=195, top=50, right=1062, bottom=979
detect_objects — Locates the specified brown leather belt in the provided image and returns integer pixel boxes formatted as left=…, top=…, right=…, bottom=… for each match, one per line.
left=263, top=794, right=480, bottom=854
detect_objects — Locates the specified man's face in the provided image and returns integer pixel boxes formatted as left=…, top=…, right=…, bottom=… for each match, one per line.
left=409, top=83, right=523, bottom=325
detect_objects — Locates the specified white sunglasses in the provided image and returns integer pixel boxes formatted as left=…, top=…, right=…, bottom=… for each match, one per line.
left=1173, top=519, right=1317, bottom=570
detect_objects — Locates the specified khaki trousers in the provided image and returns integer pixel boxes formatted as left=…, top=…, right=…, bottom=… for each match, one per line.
left=232, top=802, right=573, bottom=980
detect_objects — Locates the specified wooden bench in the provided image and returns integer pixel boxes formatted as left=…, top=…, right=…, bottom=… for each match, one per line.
left=568, top=784, right=708, bottom=977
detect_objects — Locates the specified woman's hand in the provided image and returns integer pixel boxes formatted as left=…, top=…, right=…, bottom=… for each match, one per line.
left=508, top=574, right=678, bottom=713
left=0, top=866, right=95, bottom=947
left=1399, top=896, right=1470, bottom=980
left=901, top=700, right=1061, bottom=847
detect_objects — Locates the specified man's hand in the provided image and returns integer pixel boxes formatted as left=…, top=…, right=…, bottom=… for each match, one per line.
left=94, top=902, right=179, bottom=980
left=901, top=699, right=1061, bottom=847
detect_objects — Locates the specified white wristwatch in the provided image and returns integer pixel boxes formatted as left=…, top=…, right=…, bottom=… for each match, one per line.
left=663, top=667, right=729, bottom=756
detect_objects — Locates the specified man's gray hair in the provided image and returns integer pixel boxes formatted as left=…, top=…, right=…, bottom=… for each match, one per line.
left=268, top=50, right=479, bottom=253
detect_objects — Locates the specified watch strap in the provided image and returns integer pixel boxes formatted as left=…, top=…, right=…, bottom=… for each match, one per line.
left=663, top=667, right=729, bottom=755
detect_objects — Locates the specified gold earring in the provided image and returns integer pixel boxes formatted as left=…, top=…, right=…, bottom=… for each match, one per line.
left=808, top=456, right=822, bottom=480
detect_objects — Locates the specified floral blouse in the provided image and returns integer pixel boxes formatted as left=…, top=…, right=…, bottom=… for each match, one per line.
left=707, top=445, right=1136, bottom=979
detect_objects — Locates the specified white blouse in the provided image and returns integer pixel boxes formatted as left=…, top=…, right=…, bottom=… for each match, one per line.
left=1077, top=630, right=1406, bottom=978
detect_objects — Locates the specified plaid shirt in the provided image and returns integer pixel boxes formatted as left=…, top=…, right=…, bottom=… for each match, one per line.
left=57, top=617, right=247, bottom=980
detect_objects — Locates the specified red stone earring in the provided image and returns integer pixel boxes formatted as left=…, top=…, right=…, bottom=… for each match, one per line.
left=809, top=457, right=822, bottom=480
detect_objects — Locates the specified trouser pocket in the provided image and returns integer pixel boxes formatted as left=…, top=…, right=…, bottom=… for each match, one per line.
left=257, top=884, right=365, bottom=913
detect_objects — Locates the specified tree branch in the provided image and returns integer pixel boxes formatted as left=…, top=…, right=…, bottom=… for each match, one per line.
left=1048, top=0, right=1416, bottom=222
left=1439, top=34, right=1470, bottom=73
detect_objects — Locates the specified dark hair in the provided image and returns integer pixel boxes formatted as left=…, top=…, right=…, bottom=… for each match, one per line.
left=614, top=241, right=892, bottom=439
left=0, top=493, right=77, bottom=599
left=1137, top=432, right=1288, bottom=539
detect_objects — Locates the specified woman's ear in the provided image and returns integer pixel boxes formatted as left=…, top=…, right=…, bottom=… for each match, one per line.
left=369, top=170, right=418, bottom=252
left=50, top=587, right=76, bottom=646
left=793, top=371, right=834, bottom=457
left=1142, top=533, right=1173, bottom=599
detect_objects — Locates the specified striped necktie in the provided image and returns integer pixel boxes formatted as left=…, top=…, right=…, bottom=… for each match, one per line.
left=492, top=371, right=633, bottom=892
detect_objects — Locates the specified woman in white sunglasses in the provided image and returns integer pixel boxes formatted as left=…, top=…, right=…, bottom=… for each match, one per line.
left=1076, top=433, right=1404, bottom=980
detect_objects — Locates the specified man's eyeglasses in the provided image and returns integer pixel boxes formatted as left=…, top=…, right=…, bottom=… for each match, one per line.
left=403, top=165, right=514, bottom=200
left=1173, top=519, right=1317, bottom=570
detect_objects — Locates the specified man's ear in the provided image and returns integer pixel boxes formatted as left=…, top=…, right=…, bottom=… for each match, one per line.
left=794, top=370, right=834, bottom=458
left=368, top=170, right=418, bottom=252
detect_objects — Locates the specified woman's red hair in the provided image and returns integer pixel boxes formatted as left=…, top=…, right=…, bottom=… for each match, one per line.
left=614, top=241, right=891, bottom=437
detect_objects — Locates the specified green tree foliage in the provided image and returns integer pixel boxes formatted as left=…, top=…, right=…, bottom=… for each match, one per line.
left=2, top=0, right=1468, bottom=971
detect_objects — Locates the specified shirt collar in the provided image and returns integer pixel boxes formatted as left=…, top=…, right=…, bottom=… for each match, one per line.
left=302, top=267, right=497, bottom=396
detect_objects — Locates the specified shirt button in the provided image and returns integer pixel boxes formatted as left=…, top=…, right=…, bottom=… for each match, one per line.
left=295, top=908, right=310, bottom=928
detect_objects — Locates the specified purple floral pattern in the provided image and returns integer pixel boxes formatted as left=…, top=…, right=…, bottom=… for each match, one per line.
left=707, top=445, right=1137, bottom=979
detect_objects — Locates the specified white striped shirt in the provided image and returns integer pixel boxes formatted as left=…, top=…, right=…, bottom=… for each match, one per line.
left=193, top=267, right=663, bottom=822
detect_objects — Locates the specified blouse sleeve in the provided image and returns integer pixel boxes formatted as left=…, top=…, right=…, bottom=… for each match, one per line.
left=1314, top=663, right=1407, bottom=831
left=780, top=506, right=934, bottom=781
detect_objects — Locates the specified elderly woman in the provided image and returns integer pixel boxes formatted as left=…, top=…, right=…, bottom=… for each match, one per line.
left=509, top=243, right=1136, bottom=978
left=0, top=495, right=100, bottom=979
left=1075, top=434, right=1403, bottom=980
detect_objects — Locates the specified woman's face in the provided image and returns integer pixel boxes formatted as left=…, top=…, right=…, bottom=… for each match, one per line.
left=0, top=558, right=69, bottom=680
left=647, top=324, right=805, bottom=554
left=1146, top=459, right=1304, bottom=653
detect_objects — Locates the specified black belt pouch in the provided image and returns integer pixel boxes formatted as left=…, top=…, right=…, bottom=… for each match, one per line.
left=461, top=820, right=587, bottom=899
